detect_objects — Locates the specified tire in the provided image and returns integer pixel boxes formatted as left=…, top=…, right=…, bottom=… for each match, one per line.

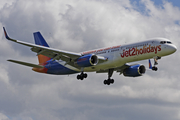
left=155, top=67, right=158, bottom=71
left=104, top=80, right=107, bottom=85
left=77, top=75, right=81, bottom=80
left=83, top=73, right=87, bottom=78
left=80, top=77, right=84, bottom=80
left=110, top=79, right=114, bottom=84
left=152, top=66, right=158, bottom=71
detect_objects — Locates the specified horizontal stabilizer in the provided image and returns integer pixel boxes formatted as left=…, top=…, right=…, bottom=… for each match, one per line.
left=7, top=59, right=44, bottom=68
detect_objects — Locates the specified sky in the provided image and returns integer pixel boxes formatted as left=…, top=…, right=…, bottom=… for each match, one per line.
left=0, top=0, right=180, bottom=120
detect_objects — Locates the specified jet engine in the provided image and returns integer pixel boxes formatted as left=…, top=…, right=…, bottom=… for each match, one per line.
left=123, top=64, right=146, bottom=77
left=75, top=54, right=98, bottom=67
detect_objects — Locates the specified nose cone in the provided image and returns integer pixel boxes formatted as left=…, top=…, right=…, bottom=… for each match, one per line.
left=169, top=44, right=177, bottom=53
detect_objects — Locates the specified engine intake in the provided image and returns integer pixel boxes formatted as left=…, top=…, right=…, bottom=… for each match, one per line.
left=123, top=64, right=146, bottom=77
left=75, top=54, right=98, bottom=67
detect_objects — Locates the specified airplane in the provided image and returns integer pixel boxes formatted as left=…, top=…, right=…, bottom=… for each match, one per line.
left=3, top=27, right=177, bottom=85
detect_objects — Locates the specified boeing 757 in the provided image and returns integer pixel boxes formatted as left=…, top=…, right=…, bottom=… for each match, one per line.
left=3, top=27, right=177, bottom=85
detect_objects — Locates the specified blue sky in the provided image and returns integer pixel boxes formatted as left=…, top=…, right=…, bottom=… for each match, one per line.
left=130, top=0, right=180, bottom=15
left=151, top=0, right=180, bottom=6
left=131, top=0, right=180, bottom=7
left=0, top=0, right=180, bottom=120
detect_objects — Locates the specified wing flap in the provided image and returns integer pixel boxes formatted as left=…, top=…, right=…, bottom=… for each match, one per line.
left=8, top=59, right=44, bottom=68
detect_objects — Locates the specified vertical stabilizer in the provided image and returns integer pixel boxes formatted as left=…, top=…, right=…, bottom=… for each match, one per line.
left=33, top=32, right=51, bottom=64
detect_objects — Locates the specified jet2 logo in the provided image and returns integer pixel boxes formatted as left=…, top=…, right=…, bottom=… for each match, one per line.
left=121, top=45, right=161, bottom=58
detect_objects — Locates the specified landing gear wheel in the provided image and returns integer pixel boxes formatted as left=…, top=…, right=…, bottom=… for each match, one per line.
left=104, top=79, right=114, bottom=85
left=110, top=79, right=114, bottom=84
left=103, top=80, right=107, bottom=85
left=80, top=76, right=84, bottom=80
left=77, top=72, right=88, bottom=80
left=83, top=73, right=87, bottom=78
left=105, top=80, right=110, bottom=85
left=77, top=75, right=80, bottom=80
left=152, top=66, right=158, bottom=71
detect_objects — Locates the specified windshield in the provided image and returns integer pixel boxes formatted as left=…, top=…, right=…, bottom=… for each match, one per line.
left=160, top=41, right=172, bottom=44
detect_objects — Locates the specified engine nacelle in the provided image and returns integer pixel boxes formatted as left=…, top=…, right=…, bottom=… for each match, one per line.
left=123, top=64, right=146, bottom=77
left=75, top=54, right=98, bottom=67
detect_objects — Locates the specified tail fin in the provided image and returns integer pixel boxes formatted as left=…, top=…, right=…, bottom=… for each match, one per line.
left=33, top=32, right=51, bottom=64
left=149, top=59, right=152, bottom=69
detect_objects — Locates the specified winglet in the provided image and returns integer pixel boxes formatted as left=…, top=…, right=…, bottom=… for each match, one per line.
left=3, top=27, right=10, bottom=39
left=149, top=59, right=152, bottom=69
left=3, top=27, right=17, bottom=42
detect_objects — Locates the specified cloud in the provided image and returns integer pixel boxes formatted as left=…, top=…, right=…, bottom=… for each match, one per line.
left=0, top=0, right=180, bottom=120
left=0, top=113, right=9, bottom=120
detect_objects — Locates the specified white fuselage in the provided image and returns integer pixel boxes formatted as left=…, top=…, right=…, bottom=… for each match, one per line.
left=74, top=38, right=177, bottom=72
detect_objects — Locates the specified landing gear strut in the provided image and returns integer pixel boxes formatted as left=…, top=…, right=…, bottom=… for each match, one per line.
left=104, top=69, right=114, bottom=85
left=77, top=72, right=87, bottom=80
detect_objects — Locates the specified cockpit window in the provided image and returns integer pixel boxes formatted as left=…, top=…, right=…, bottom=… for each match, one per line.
left=160, top=41, right=172, bottom=44
left=160, top=41, right=166, bottom=44
left=167, top=41, right=172, bottom=44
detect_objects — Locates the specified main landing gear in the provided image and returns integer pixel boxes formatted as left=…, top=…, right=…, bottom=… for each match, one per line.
left=104, top=79, right=114, bottom=85
left=77, top=68, right=87, bottom=80
left=152, top=56, right=161, bottom=71
left=76, top=68, right=115, bottom=85
left=104, top=69, right=114, bottom=85
left=77, top=72, right=87, bottom=80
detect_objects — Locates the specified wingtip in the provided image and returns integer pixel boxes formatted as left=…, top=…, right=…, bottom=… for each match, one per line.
left=3, top=27, right=17, bottom=42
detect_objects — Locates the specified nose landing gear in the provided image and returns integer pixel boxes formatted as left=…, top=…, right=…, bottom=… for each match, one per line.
left=151, top=56, right=161, bottom=71
left=152, top=66, right=158, bottom=71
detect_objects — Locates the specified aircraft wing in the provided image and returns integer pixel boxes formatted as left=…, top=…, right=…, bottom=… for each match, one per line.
left=3, top=27, right=81, bottom=60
